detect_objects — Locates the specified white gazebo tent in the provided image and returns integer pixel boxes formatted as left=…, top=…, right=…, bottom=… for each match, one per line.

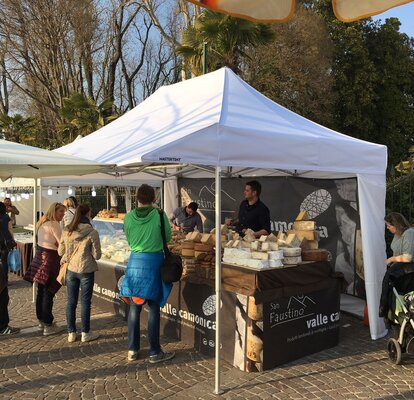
left=0, top=139, right=110, bottom=180
left=57, top=67, right=387, bottom=393
left=0, top=138, right=112, bottom=220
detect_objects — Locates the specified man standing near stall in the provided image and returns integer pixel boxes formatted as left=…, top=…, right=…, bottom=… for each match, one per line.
left=170, top=202, right=203, bottom=233
left=230, top=180, right=271, bottom=238
left=4, top=198, right=19, bottom=227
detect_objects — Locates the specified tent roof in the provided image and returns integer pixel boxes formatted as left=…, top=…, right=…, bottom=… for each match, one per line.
left=57, top=67, right=387, bottom=177
left=0, top=139, right=111, bottom=180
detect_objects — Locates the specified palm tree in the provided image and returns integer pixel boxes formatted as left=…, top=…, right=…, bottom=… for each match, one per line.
left=59, top=93, right=118, bottom=143
left=0, top=113, right=39, bottom=144
left=176, top=10, right=275, bottom=76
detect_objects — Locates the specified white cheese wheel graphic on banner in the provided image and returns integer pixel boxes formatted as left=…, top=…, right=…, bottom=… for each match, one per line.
left=202, top=294, right=223, bottom=316
left=300, top=189, right=332, bottom=219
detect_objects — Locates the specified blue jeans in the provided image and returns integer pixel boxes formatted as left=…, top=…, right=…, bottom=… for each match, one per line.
left=128, top=300, right=161, bottom=356
left=66, top=271, right=94, bottom=333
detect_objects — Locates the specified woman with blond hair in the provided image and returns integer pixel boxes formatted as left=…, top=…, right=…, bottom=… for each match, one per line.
left=62, top=196, right=78, bottom=228
left=59, top=204, right=101, bottom=343
left=24, top=202, right=66, bottom=336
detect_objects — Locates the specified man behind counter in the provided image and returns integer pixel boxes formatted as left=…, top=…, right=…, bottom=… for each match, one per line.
left=170, top=202, right=203, bottom=233
left=230, top=180, right=270, bottom=238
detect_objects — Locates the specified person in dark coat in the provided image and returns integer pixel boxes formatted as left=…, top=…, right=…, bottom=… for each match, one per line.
left=0, top=202, right=18, bottom=334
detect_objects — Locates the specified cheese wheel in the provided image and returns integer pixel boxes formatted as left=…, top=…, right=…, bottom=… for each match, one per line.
left=283, top=256, right=302, bottom=265
left=246, top=329, right=263, bottom=362
left=248, top=297, right=263, bottom=321
left=301, top=249, right=330, bottom=262
left=181, top=248, right=195, bottom=257
left=283, top=247, right=301, bottom=257
left=182, top=241, right=195, bottom=250
left=194, top=250, right=209, bottom=258
left=194, top=243, right=213, bottom=252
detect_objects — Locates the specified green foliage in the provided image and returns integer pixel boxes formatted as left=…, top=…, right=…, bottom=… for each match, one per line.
left=58, top=93, right=118, bottom=144
left=0, top=113, right=41, bottom=145
left=315, top=0, right=414, bottom=168
left=176, top=10, right=274, bottom=75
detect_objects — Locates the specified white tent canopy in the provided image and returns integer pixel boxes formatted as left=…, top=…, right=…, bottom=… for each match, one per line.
left=57, top=67, right=387, bottom=337
left=57, top=68, right=388, bottom=391
left=0, top=139, right=111, bottom=180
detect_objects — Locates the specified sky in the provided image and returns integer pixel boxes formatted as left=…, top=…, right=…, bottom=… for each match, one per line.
left=372, top=2, right=414, bottom=38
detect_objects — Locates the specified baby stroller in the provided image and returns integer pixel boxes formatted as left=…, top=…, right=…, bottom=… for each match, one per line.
left=379, top=262, right=414, bottom=365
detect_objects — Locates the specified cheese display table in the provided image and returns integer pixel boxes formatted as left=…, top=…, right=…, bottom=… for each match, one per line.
left=142, top=261, right=342, bottom=372
left=90, top=216, right=342, bottom=371
left=14, top=233, right=33, bottom=277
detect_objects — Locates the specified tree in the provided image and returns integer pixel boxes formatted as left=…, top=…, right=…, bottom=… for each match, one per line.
left=245, top=5, right=335, bottom=126
left=365, top=18, right=414, bottom=167
left=176, top=10, right=275, bottom=75
left=0, top=113, right=40, bottom=144
left=315, top=0, right=414, bottom=167
left=58, top=93, right=118, bottom=143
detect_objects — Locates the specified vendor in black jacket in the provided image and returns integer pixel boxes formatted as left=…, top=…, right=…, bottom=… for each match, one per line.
left=230, top=180, right=271, bottom=238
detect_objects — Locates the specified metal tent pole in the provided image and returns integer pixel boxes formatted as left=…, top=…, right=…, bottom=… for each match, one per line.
left=32, top=179, right=38, bottom=302
left=214, top=166, right=224, bottom=395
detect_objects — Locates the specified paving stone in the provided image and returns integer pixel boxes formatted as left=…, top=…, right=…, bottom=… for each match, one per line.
left=2, top=274, right=414, bottom=399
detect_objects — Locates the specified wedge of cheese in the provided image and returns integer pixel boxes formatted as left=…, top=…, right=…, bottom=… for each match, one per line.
left=267, top=233, right=278, bottom=242
left=295, top=211, right=309, bottom=221
left=243, top=233, right=256, bottom=243
left=285, top=233, right=302, bottom=248
left=251, top=241, right=259, bottom=251
left=293, top=221, right=315, bottom=231
left=269, top=242, right=279, bottom=251
left=259, top=235, right=268, bottom=242
left=276, top=231, right=286, bottom=241
left=261, top=242, right=270, bottom=251
left=288, top=230, right=318, bottom=241
left=201, top=233, right=214, bottom=244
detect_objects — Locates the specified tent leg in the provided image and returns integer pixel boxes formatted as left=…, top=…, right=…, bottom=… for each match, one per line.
left=32, top=179, right=38, bottom=303
left=214, top=166, right=224, bottom=395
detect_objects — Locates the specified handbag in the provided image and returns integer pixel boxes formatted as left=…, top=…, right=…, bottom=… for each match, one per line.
left=57, top=240, right=82, bottom=286
left=159, top=210, right=182, bottom=283
left=7, top=248, right=21, bottom=273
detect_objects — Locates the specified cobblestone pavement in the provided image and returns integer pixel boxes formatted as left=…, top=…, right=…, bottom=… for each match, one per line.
left=1, top=275, right=414, bottom=400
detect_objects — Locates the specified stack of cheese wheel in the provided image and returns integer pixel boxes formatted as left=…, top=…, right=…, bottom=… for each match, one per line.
left=246, top=328, right=263, bottom=363
left=194, top=243, right=214, bottom=258
left=283, top=247, right=302, bottom=265
left=247, top=296, right=263, bottom=321
left=181, top=241, right=195, bottom=257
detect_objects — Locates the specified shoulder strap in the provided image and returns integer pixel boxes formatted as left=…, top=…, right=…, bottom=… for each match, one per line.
left=158, top=210, right=170, bottom=256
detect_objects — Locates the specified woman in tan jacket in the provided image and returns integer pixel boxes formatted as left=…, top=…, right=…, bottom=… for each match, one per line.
left=58, top=204, right=101, bottom=343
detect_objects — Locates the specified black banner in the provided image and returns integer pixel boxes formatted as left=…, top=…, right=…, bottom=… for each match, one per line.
left=178, top=177, right=363, bottom=297
left=93, top=261, right=127, bottom=319
left=263, top=284, right=340, bottom=369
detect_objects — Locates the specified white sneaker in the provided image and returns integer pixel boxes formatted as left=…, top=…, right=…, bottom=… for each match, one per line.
left=37, top=321, right=44, bottom=332
left=68, top=332, right=77, bottom=343
left=43, top=323, right=65, bottom=336
left=81, top=331, right=100, bottom=343
left=128, top=351, right=138, bottom=361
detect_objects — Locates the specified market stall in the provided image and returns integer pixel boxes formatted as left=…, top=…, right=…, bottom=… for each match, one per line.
left=56, top=67, right=387, bottom=391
